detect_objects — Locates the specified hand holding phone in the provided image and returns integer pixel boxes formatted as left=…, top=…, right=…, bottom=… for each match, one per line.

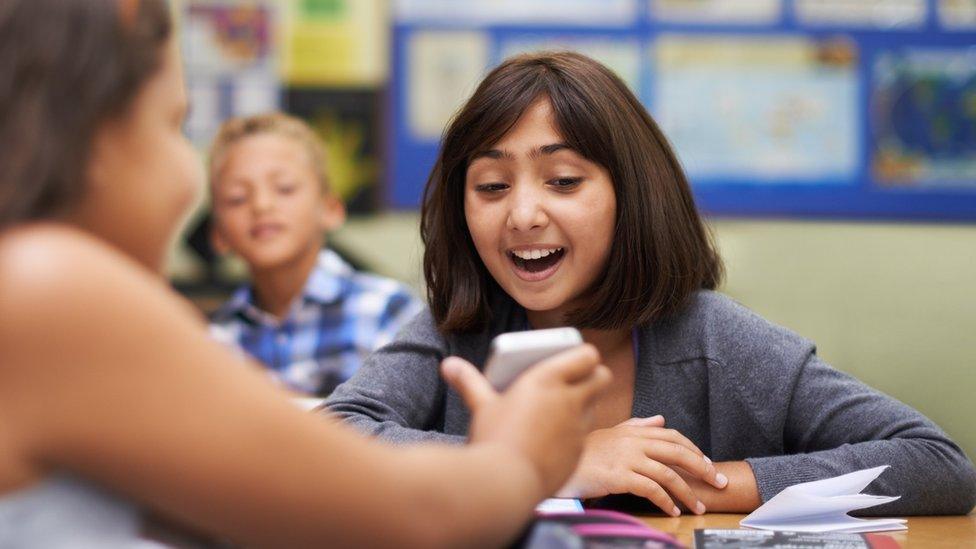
left=440, top=335, right=610, bottom=501
left=483, top=327, right=584, bottom=390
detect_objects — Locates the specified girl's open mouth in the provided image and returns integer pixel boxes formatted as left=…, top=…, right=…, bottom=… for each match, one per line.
left=508, top=247, right=565, bottom=281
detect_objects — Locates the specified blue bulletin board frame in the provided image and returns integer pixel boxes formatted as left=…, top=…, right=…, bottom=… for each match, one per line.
left=387, top=0, right=976, bottom=221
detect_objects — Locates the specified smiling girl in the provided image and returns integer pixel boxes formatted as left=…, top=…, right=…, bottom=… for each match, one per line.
left=326, top=51, right=976, bottom=517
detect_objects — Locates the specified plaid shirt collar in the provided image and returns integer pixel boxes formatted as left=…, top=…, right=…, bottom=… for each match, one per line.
left=219, top=249, right=355, bottom=325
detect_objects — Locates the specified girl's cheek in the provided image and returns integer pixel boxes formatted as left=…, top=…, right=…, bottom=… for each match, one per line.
left=176, top=144, right=204, bottom=211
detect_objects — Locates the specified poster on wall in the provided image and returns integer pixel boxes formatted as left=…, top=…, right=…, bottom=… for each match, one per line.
left=871, top=49, right=976, bottom=188
left=938, top=0, right=976, bottom=29
left=406, top=31, right=490, bottom=140
left=390, top=0, right=976, bottom=218
left=285, top=89, right=383, bottom=212
left=181, top=1, right=279, bottom=147
left=395, top=0, right=637, bottom=26
left=499, top=36, right=643, bottom=94
left=650, top=0, right=782, bottom=25
left=281, top=0, right=388, bottom=87
left=654, top=36, right=860, bottom=182
left=795, top=0, right=926, bottom=28
left=182, top=1, right=275, bottom=74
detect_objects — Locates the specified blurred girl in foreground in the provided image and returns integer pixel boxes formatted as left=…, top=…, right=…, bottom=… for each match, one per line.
left=0, top=1, right=610, bottom=546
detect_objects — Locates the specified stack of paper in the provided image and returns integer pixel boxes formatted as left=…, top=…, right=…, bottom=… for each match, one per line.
left=741, top=466, right=907, bottom=533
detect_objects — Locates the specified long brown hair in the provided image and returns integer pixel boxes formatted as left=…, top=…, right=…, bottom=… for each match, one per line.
left=0, top=0, right=172, bottom=228
left=421, top=51, right=723, bottom=333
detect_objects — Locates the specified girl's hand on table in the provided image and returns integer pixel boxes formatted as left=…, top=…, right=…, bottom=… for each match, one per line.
left=557, top=415, right=728, bottom=516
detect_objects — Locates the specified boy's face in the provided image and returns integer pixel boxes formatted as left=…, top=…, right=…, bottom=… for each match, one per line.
left=210, top=133, right=344, bottom=271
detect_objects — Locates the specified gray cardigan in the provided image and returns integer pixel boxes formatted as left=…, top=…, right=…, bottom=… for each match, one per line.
left=325, top=290, right=976, bottom=515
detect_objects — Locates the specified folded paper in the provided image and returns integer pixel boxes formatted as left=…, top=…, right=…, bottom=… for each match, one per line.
left=741, top=466, right=906, bottom=534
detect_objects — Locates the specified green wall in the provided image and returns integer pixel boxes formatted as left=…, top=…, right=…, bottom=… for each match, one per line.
left=333, top=214, right=976, bottom=460
left=713, top=220, right=976, bottom=463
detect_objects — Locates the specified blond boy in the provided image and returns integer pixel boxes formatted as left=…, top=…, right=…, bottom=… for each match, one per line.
left=208, top=113, right=423, bottom=396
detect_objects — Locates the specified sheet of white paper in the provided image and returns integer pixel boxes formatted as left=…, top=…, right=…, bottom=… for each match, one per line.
left=740, top=466, right=907, bottom=533
left=535, top=498, right=584, bottom=514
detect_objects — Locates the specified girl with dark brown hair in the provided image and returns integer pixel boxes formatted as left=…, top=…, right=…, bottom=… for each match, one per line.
left=0, top=1, right=612, bottom=546
left=326, top=51, right=976, bottom=517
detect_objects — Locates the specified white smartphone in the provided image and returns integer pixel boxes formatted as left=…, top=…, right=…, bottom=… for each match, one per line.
left=483, top=327, right=584, bottom=390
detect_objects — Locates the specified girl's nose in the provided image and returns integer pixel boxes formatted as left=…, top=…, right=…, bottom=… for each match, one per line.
left=506, top=185, right=549, bottom=232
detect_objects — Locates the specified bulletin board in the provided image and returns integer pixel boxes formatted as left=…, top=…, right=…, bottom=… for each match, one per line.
left=181, top=0, right=280, bottom=148
left=388, top=0, right=976, bottom=221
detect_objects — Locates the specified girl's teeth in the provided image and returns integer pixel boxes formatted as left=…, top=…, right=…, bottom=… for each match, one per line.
left=512, top=247, right=562, bottom=260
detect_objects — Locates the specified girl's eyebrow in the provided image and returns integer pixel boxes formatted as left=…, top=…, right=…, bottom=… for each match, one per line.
left=530, top=143, right=573, bottom=159
left=471, top=142, right=574, bottom=162
left=471, top=149, right=514, bottom=162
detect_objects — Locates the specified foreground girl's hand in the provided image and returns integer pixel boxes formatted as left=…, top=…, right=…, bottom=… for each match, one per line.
left=441, top=345, right=612, bottom=497
left=557, top=416, right=728, bottom=516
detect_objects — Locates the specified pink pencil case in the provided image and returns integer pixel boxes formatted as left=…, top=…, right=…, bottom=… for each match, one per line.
left=523, top=509, right=686, bottom=548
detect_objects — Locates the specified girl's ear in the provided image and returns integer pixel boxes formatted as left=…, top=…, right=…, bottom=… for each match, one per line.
left=319, top=193, right=346, bottom=232
left=84, top=120, right=122, bottom=192
left=210, top=222, right=230, bottom=255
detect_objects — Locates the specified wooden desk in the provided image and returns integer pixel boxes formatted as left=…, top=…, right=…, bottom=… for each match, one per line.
left=636, top=513, right=975, bottom=548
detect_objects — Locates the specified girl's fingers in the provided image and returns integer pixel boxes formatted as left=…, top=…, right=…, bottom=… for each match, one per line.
left=623, top=472, right=681, bottom=517
left=640, top=439, right=725, bottom=490
left=649, top=428, right=704, bottom=457
left=568, top=364, right=613, bottom=406
left=622, top=426, right=706, bottom=459
left=634, top=460, right=705, bottom=516
left=622, top=415, right=665, bottom=428
left=530, top=344, right=602, bottom=384
left=441, top=356, right=496, bottom=411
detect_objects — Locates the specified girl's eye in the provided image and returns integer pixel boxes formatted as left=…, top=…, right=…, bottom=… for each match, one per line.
left=549, top=177, right=583, bottom=189
left=222, top=195, right=247, bottom=207
left=276, top=183, right=297, bottom=194
left=474, top=182, right=509, bottom=193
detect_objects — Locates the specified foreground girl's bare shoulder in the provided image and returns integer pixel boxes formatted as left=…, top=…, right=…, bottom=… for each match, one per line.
left=0, top=222, right=219, bottom=463
left=0, top=223, right=201, bottom=328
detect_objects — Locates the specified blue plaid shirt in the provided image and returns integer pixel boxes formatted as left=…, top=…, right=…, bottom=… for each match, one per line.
left=210, top=249, right=425, bottom=396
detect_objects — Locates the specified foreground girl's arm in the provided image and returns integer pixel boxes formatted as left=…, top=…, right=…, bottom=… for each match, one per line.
left=0, top=226, right=610, bottom=548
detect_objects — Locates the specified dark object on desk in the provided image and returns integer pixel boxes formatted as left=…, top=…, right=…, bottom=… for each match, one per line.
left=693, top=529, right=900, bottom=548
left=517, top=509, right=685, bottom=549
left=587, top=494, right=669, bottom=515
